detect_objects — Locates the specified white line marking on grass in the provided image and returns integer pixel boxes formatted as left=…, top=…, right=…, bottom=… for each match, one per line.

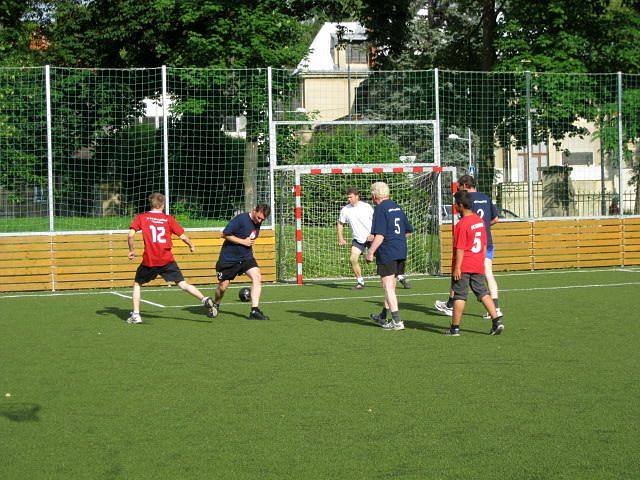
left=111, top=291, right=165, bottom=308
left=164, top=281, right=640, bottom=309
left=0, top=267, right=632, bottom=301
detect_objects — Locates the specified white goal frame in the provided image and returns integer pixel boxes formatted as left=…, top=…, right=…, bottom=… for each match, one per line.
left=275, top=163, right=457, bottom=284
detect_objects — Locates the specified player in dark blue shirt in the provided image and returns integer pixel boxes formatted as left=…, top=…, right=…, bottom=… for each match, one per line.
left=435, top=175, right=502, bottom=319
left=366, top=181, right=414, bottom=331
left=211, top=204, right=271, bottom=320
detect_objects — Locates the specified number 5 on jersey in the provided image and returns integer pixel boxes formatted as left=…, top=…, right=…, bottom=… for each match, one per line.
left=471, top=231, right=482, bottom=253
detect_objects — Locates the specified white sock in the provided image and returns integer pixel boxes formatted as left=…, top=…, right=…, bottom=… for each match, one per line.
left=397, top=275, right=405, bottom=281
left=357, top=277, right=364, bottom=284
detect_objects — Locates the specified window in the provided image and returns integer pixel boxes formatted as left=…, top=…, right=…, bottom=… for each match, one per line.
left=346, top=44, right=368, bottom=64
left=517, top=142, right=548, bottom=182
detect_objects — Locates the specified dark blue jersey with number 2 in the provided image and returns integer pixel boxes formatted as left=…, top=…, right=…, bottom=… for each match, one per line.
left=371, top=199, right=413, bottom=265
left=469, top=191, right=498, bottom=247
left=219, top=213, right=261, bottom=263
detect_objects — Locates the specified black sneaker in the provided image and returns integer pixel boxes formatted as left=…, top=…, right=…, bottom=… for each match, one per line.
left=398, top=277, right=411, bottom=289
left=351, top=282, right=365, bottom=290
left=249, top=308, right=269, bottom=320
left=369, top=313, right=387, bottom=326
left=204, top=297, right=219, bottom=318
left=444, top=327, right=460, bottom=336
left=490, top=318, right=504, bottom=336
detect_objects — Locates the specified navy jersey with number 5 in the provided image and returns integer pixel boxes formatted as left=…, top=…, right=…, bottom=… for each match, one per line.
left=371, top=199, right=414, bottom=264
left=469, top=191, right=498, bottom=246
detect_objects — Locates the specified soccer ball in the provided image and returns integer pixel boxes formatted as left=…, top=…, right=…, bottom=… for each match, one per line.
left=238, top=287, right=251, bottom=302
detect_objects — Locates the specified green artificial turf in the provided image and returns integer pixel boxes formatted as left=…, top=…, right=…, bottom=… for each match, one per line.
left=1, top=268, right=639, bottom=479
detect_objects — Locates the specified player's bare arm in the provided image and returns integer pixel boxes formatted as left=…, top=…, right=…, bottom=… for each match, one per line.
left=453, top=248, right=464, bottom=280
left=366, top=234, right=384, bottom=262
left=337, top=222, right=347, bottom=245
left=179, top=233, right=196, bottom=252
left=127, top=229, right=136, bottom=260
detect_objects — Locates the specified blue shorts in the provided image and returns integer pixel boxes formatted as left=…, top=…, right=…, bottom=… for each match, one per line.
left=351, top=239, right=372, bottom=252
left=486, top=244, right=495, bottom=260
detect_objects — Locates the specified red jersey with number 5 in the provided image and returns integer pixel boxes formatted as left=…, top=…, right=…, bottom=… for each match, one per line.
left=130, top=211, right=184, bottom=266
left=453, top=213, right=486, bottom=274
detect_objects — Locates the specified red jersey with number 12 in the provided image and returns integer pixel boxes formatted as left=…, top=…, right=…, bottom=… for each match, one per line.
left=130, top=211, right=184, bottom=266
left=453, top=213, right=486, bottom=274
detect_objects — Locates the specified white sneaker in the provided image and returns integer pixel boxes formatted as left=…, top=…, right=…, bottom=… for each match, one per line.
left=126, top=313, right=143, bottom=324
left=434, top=300, right=453, bottom=317
left=381, top=319, right=405, bottom=330
left=484, top=308, right=503, bottom=320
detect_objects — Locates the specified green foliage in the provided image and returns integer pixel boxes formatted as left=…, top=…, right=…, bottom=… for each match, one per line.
left=47, top=0, right=314, bottom=69
left=302, top=126, right=402, bottom=165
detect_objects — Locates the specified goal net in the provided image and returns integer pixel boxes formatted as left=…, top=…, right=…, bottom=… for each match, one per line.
left=275, top=164, right=456, bottom=283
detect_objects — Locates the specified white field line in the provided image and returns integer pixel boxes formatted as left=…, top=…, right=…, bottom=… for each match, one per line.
left=166, top=281, right=640, bottom=309
left=110, top=291, right=166, bottom=308
left=0, top=266, right=632, bottom=301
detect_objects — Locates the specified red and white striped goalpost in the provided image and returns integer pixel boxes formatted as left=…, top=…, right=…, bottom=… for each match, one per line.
left=286, top=164, right=457, bottom=285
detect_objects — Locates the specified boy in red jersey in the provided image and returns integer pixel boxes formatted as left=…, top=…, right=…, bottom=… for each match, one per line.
left=445, top=190, right=504, bottom=336
left=126, top=193, right=216, bottom=324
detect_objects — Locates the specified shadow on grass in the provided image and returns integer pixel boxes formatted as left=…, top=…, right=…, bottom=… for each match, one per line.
left=287, top=309, right=379, bottom=328
left=362, top=300, right=488, bottom=335
left=0, top=402, right=41, bottom=422
left=96, top=306, right=210, bottom=324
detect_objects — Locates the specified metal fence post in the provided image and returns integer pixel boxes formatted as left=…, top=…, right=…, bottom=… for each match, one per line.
left=617, top=72, right=624, bottom=215
left=162, top=65, right=170, bottom=214
left=526, top=71, right=534, bottom=218
left=45, top=65, right=54, bottom=232
left=434, top=68, right=442, bottom=225
left=267, top=67, right=276, bottom=228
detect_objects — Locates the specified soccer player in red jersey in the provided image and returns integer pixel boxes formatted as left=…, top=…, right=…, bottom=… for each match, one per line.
left=445, top=190, right=504, bottom=336
left=126, top=193, right=215, bottom=324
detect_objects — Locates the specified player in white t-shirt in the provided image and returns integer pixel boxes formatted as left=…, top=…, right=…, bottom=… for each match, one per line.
left=337, top=187, right=374, bottom=289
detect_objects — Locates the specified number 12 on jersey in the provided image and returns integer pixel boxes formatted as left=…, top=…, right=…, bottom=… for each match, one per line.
left=149, top=225, right=167, bottom=243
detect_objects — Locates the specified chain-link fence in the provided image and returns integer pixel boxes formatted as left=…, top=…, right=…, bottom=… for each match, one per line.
left=1, top=67, right=639, bottom=234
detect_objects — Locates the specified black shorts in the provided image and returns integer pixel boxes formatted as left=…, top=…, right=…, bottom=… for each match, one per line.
left=452, top=273, right=489, bottom=301
left=377, top=259, right=406, bottom=278
left=216, top=257, right=259, bottom=282
left=351, top=239, right=372, bottom=252
left=135, top=261, right=185, bottom=285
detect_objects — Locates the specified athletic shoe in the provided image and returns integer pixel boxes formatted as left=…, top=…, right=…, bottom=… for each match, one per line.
left=443, top=327, right=460, bottom=336
left=204, top=297, right=218, bottom=318
left=392, top=320, right=405, bottom=331
left=398, top=277, right=411, bottom=289
left=249, top=308, right=269, bottom=320
left=351, top=282, right=365, bottom=290
left=434, top=300, right=453, bottom=316
left=379, top=319, right=404, bottom=331
left=490, top=319, right=505, bottom=336
left=369, top=313, right=388, bottom=326
left=483, top=307, right=503, bottom=320
left=126, top=313, right=142, bottom=324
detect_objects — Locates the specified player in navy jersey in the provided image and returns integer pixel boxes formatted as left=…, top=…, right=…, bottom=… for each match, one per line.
left=435, top=175, right=502, bottom=319
left=366, top=182, right=414, bottom=331
left=211, top=204, right=271, bottom=320
left=127, top=193, right=216, bottom=324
